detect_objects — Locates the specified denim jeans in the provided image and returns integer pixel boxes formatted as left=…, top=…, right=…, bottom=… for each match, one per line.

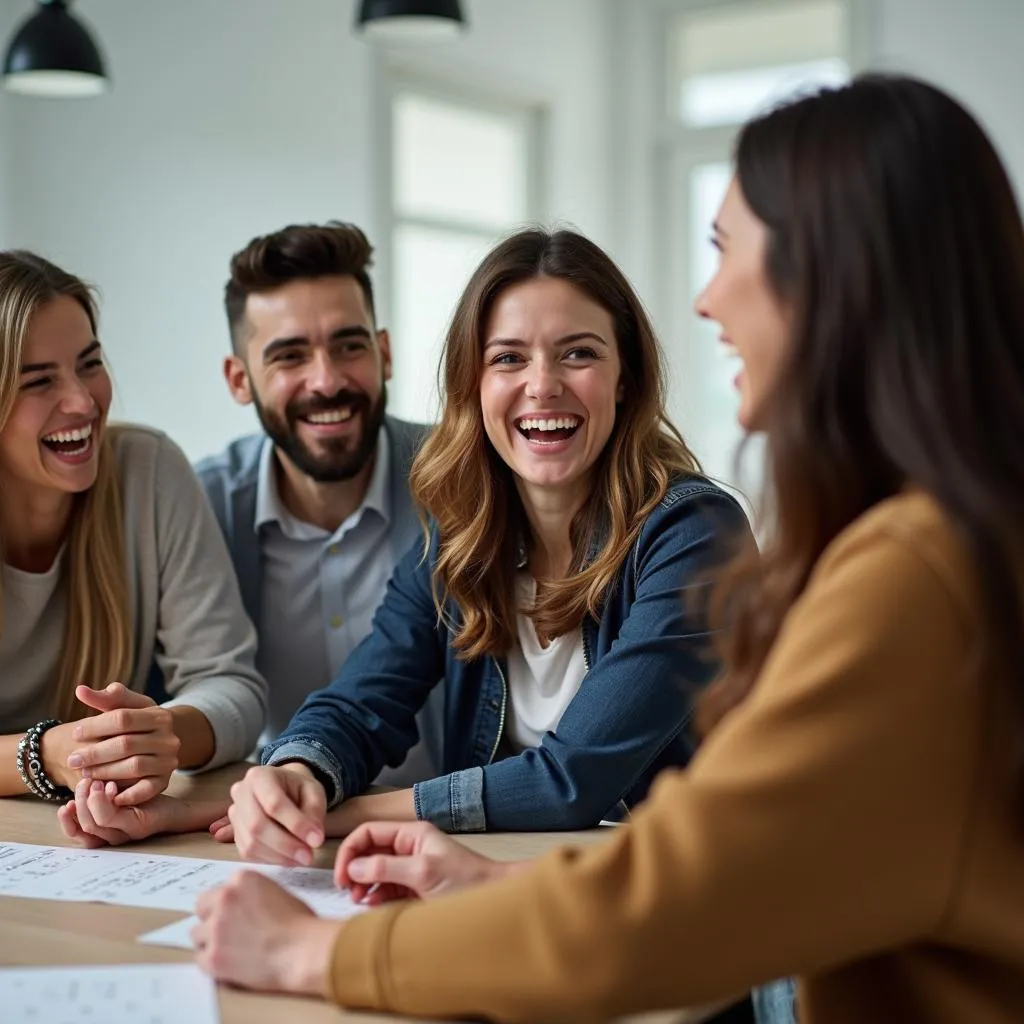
left=752, top=979, right=797, bottom=1024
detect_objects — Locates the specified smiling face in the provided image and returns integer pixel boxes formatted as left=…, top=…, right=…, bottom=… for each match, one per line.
left=224, top=275, right=391, bottom=483
left=695, top=176, right=791, bottom=432
left=480, top=276, right=623, bottom=508
left=0, top=295, right=111, bottom=501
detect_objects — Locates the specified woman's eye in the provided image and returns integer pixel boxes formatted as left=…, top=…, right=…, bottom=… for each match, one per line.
left=490, top=352, right=523, bottom=366
left=21, top=377, right=51, bottom=390
left=565, top=347, right=597, bottom=361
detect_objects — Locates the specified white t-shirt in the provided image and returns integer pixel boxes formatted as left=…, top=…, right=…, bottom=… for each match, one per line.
left=505, top=574, right=588, bottom=752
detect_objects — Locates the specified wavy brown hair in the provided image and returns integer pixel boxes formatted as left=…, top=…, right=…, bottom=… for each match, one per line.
left=0, top=251, right=132, bottom=722
left=411, top=228, right=701, bottom=659
left=699, top=74, right=1024, bottom=736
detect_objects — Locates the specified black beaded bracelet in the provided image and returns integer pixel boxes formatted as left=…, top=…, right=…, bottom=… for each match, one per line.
left=16, top=719, right=73, bottom=804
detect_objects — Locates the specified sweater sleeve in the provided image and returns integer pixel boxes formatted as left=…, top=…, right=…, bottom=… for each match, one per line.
left=325, top=515, right=982, bottom=1022
left=150, top=435, right=268, bottom=768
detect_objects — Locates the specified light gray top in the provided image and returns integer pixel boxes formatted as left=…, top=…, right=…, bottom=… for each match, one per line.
left=0, top=425, right=267, bottom=768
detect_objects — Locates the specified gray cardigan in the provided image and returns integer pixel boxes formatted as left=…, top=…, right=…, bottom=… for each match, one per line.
left=97, top=426, right=266, bottom=767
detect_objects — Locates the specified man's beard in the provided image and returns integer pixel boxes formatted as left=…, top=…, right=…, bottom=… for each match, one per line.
left=252, top=382, right=387, bottom=483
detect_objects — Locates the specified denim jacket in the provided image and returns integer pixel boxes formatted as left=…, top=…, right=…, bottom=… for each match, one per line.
left=262, top=475, right=751, bottom=833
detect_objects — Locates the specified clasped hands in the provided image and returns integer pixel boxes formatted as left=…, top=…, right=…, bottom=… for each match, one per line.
left=47, top=681, right=180, bottom=803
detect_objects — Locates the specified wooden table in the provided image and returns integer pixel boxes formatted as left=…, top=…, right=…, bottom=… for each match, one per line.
left=0, top=765, right=727, bottom=1023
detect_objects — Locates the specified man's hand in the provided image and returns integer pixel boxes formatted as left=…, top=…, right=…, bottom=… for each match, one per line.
left=227, top=764, right=327, bottom=867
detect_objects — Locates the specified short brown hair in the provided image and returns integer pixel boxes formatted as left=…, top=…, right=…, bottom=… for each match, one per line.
left=224, top=221, right=376, bottom=352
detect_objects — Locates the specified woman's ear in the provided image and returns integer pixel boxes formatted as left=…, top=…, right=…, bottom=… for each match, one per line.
left=616, top=381, right=625, bottom=402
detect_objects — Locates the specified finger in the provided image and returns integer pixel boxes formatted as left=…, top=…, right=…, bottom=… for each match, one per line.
left=334, top=821, right=417, bottom=887
left=71, top=706, right=170, bottom=744
left=57, top=802, right=104, bottom=848
left=251, top=778, right=323, bottom=851
left=235, top=827, right=313, bottom=867
left=209, top=815, right=230, bottom=832
left=195, top=886, right=220, bottom=920
left=83, top=754, right=177, bottom=781
left=210, top=821, right=234, bottom=844
left=360, top=882, right=410, bottom=905
left=342, top=853, right=426, bottom=896
left=114, top=776, right=167, bottom=807
left=75, top=681, right=154, bottom=713
left=75, top=781, right=128, bottom=845
left=86, top=781, right=128, bottom=829
left=69, top=727, right=177, bottom=770
left=295, top=783, right=327, bottom=841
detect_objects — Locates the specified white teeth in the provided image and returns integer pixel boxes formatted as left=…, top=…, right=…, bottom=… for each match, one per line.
left=305, top=409, right=353, bottom=424
left=43, top=424, right=93, bottom=444
left=516, top=416, right=580, bottom=432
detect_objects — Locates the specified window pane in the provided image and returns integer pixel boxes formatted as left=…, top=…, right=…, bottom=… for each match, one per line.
left=682, top=58, right=848, bottom=127
left=393, top=93, right=529, bottom=227
left=389, top=224, right=497, bottom=423
left=672, top=0, right=848, bottom=127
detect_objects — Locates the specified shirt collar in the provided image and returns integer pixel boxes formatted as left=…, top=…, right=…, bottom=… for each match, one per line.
left=253, top=425, right=392, bottom=535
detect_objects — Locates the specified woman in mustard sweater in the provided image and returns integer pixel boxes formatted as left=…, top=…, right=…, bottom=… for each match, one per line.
left=191, top=73, right=1024, bottom=1024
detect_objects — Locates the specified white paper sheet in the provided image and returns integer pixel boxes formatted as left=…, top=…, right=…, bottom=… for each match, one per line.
left=0, top=841, right=368, bottom=919
left=0, top=963, right=218, bottom=1024
left=137, top=914, right=204, bottom=950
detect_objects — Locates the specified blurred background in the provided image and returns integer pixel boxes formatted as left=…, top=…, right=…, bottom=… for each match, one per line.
left=1, top=0, right=1021, bottom=496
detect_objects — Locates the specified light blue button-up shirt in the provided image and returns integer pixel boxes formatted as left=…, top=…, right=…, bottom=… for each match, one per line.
left=254, top=432, right=394, bottom=743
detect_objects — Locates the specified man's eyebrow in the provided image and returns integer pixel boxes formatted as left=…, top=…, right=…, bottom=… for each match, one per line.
left=262, top=325, right=373, bottom=360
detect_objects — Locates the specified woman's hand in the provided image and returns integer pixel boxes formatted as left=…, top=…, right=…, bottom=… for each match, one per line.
left=227, top=764, right=327, bottom=867
left=335, top=820, right=516, bottom=905
left=45, top=683, right=181, bottom=805
left=193, top=871, right=340, bottom=996
left=57, top=779, right=227, bottom=847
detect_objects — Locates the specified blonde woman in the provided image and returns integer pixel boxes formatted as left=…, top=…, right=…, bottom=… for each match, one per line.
left=0, top=250, right=266, bottom=810
left=64, top=229, right=749, bottom=858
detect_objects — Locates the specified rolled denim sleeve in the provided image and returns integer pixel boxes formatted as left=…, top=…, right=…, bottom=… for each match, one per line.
left=414, top=766, right=486, bottom=832
left=261, top=738, right=348, bottom=808
left=435, top=488, right=750, bottom=833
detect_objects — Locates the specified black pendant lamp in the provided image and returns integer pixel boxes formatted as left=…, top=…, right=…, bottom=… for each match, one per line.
left=356, top=0, right=466, bottom=43
left=3, top=0, right=108, bottom=98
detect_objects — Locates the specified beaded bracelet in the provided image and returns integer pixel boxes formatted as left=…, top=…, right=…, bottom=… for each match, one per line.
left=16, top=719, right=74, bottom=803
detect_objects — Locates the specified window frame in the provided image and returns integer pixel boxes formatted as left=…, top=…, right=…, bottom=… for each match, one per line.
left=377, top=65, right=546, bottom=335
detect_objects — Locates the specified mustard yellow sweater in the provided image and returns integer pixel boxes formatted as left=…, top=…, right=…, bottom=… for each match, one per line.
left=327, top=492, right=1024, bottom=1023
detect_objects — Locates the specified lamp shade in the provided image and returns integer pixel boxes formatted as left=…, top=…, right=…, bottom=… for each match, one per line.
left=356, top=0, right=466, bottom=43
left=3, top=0, right=108, bottom=98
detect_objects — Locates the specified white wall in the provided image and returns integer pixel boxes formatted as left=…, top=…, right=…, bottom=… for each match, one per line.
left=3, top=0, right=614, bottom=460
left=873, top=0, right=1024, bottom=199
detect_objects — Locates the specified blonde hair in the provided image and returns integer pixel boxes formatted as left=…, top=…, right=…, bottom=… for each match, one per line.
left=0, top=251, right=132, bottom=722
left=411, top=229, right=701, bottom=659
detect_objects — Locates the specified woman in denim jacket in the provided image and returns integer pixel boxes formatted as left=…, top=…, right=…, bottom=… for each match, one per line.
left=221, top=227, right=749, bottom=847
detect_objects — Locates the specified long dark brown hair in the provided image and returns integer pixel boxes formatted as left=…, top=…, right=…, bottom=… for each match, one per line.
left=700, top=74, right=1024, bottom=736
left=411, top=228, right=701, bottom=658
